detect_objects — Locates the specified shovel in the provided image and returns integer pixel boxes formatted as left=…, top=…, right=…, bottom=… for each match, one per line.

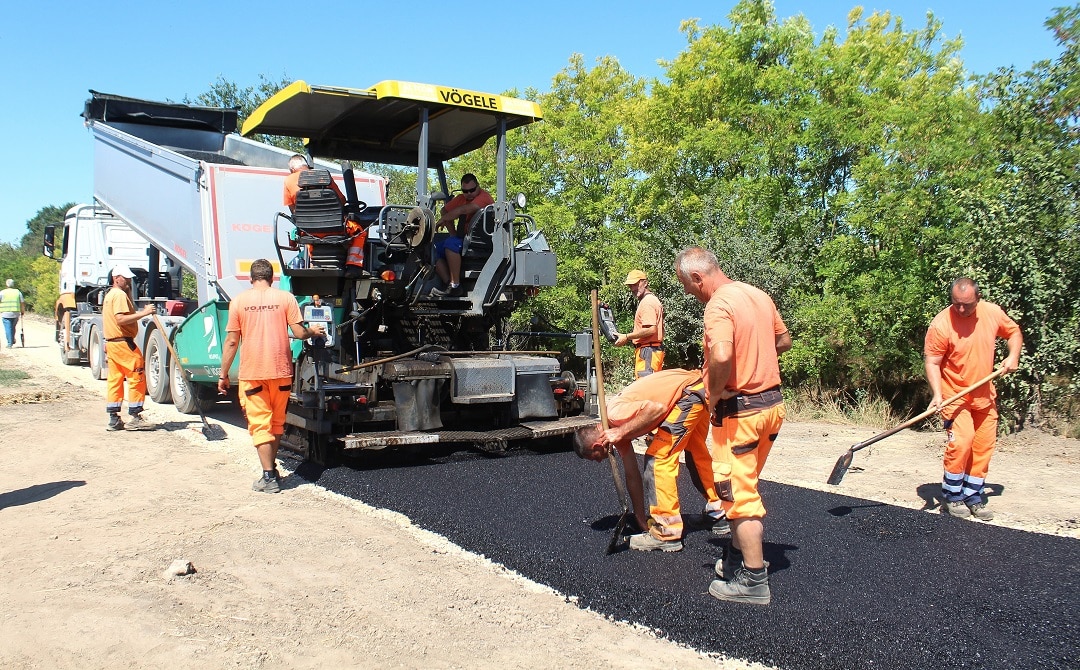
left=591, top=289, right=631, bottom=553
left=150, top=313, right=228, bottom=441
left=826, top=367, right=1007, bottom=485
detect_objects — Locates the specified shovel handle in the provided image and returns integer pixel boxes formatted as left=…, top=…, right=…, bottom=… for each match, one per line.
left=591, top=290, right=630, bottom=515
left=850, top=367, right=1008, bottom=453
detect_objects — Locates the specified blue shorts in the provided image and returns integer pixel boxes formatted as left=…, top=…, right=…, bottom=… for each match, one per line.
left=435, top=235, right=464, bottom=260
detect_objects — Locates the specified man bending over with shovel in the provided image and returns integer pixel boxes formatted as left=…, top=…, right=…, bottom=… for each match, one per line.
left=573, top=368, right=729, bottom=552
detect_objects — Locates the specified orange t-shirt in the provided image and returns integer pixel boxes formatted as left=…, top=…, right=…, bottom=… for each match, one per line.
left=442, top=189, right=495, bottom=236
left=283, top=170, right=345, bottom=208
left=924, top=300, right=1020, bottom=409
left=102, top=287, right=138, bottom=340
left=226, top=286, right=302, bottom=381
left=633, top=292, right=664, bottom=346
left=702, top=282, right=787, bottom=396
left=607, top=368, right=700, bottom=431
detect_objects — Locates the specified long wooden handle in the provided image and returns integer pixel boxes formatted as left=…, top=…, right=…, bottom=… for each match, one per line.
left=590, top=290, right=610, bottom=432
left=591, top=290, right=629, bottom=514
left=850, top=367, right=1007, bottom=453
left=150, top=313, right=182, bottom=365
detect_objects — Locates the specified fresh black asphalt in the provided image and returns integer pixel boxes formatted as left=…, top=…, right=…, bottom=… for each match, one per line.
left=288, top=445, right=1079, bottom=670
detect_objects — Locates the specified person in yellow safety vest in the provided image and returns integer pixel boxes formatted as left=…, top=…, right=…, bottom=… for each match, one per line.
left=0, top=278, right=25, bottom=348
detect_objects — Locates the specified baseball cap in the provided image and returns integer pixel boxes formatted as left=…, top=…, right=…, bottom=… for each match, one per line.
left=111, top=265, right=136, bottom=279
left=623, top=269, right=647, bottom=285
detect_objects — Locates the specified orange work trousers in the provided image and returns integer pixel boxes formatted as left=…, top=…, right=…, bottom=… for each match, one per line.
left=710, top=403, right=785, bottom=520
left=238, top=378, right=292, bottom=447
left=643, top=381, right=725, bottom=541
left=941, top=403, right=998, bottom=504
left=633, top=344, right=664, bottom=378
left=105, top=339, right=146, bottom=415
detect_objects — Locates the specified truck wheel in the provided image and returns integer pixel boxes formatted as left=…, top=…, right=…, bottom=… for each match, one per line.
left=145, top=330, right=172, bottom=404
left=60, top=346, right=81, bottom=366
left=169, top=358, right=204, bottom=415
left=88, top=327, right=107, bottom=380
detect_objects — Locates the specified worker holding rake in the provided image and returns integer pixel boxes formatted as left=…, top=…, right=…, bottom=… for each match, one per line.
left=925, top=277, right=1022, bottom=521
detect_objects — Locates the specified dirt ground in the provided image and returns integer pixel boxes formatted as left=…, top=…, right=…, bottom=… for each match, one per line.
left=1, top=315, right=1077, bottom=669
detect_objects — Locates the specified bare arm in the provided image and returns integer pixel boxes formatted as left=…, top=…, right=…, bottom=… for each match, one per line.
left=612, top=441, right=648, bottom=531
left=707, top=340, right=736, bottom=410
left=602, top=400, right=668, bottom=444
left=218, top=331, right=241, bottom=393
left=1002, top=329, right=1023, bottom=373
left=775, top=330, right=792, bottom=354
left=113, top=304, right=155, bottom=327
left=615, top=323, right=658, bottom=347
left=435, top=202, right=483, bottom=233
left=288, top=322, right=325, bottom=340
left=924, top=353, right=944, bottom=410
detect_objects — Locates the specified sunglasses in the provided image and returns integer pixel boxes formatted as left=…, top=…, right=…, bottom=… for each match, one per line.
left=462, top=186, right=478, bottom=194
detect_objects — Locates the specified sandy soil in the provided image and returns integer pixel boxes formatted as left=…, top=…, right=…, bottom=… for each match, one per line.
left=1, top=315, right=1076, bottom=669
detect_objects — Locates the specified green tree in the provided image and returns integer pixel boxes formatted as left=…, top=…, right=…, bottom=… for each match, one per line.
left=947, top=6, right=1080, bottom=429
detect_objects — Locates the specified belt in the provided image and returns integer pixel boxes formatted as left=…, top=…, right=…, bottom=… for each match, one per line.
left=635, top=343, right=664, bottom=349
left=712, top=385, right=783, bottom=425
left=106, top=337, right=135, bottom=343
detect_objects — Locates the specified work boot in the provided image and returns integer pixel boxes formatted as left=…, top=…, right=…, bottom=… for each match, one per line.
left=252, top=474, right=280, bottom=494
left=125, top=414, right=154, bottom=431
left=714, top=549, right=770, bottom=581
left=942, top=500, right=971, bottom=518
left=709, top=566, right=771, bottom=605
left=967, top=501, right=994, bottom=521
left=708, top=514, right=731, bottom=536
left=629, top=532, right=683, bottom=552
left=106, top=415, right=124, bottom=431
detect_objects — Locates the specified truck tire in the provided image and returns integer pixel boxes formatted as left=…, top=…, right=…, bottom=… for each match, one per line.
left=145, top=330, right=172, bottom=404
left=169, top=357, right=208, bottom=415
left=88, top=327, right=107, bottom=380
left=60, top=346, right=81, bottom=366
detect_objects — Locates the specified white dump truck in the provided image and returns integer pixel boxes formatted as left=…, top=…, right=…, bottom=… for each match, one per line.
left=45, top=91, right=385, bottom=413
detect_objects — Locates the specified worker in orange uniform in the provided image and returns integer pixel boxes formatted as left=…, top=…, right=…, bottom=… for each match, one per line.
left=924, top=277, right=1022, bottom=521
left=573, top=368, right=729, bottom=551
left=614, top=269, right=665, bottom=378
left=676, top=246, right=790, bottom=606
left=102, top=265, right=157, bottom=431
left=218, top=259, right=325, bottom=494
left=283, top=154, right=366, bottom=276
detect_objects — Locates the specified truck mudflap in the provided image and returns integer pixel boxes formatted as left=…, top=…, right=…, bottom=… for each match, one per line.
left=341, top=415, right=597, bottom=451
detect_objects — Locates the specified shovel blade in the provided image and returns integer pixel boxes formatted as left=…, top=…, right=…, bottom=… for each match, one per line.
left=201, top=423, right=227, bottom=441
left=826, top=450, right=854, bottom=485
left=605, top=511, right=630, bottom=554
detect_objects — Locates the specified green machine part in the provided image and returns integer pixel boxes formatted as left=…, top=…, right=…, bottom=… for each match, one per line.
left=172, top=300, right=234, bottom=383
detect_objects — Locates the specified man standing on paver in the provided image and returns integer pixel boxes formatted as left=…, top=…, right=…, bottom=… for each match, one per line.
left=924, top=277, right=1022, bottom=521
left=573, top=368, right=729, bottom=551
left=614, top=270, right=665, bottom=378
left=675, top=246, right=790, bottom=606
left=218, top=259, right=325, bottom=493
left=102, top=266, right=156, bottom=431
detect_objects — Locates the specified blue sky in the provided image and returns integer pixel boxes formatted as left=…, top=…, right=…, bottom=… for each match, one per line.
left=0, top=0, right=1066, bottom=244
